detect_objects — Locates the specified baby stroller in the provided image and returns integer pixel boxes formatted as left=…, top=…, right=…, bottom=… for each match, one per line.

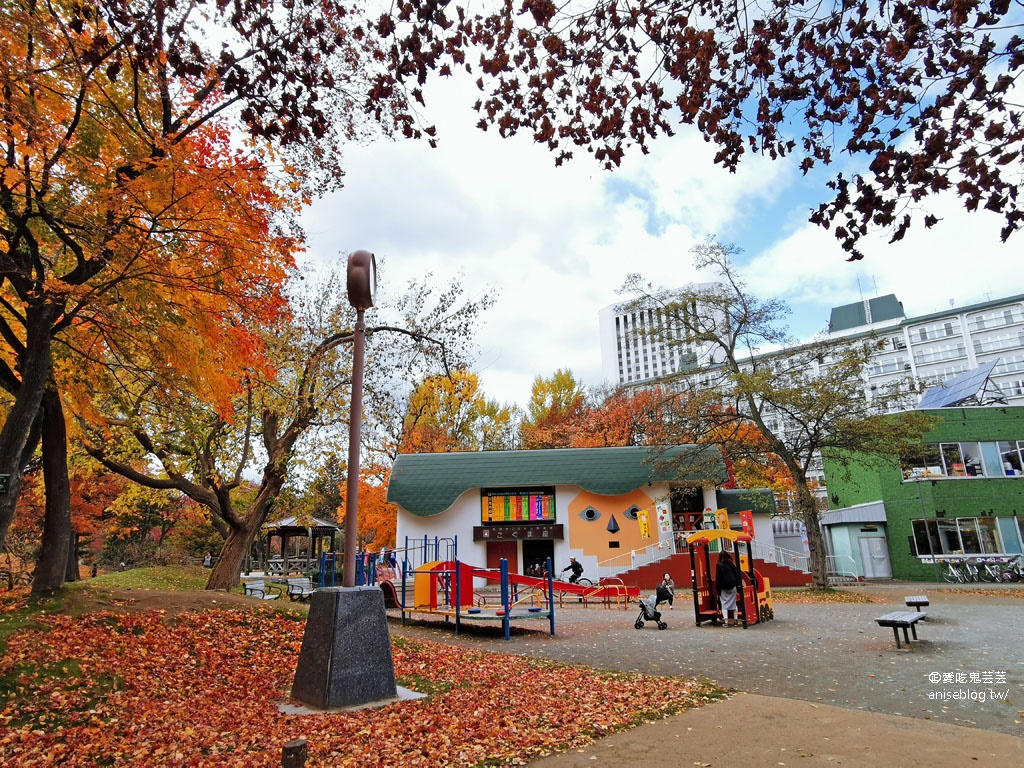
left=634, top=594, right=667, bottom=630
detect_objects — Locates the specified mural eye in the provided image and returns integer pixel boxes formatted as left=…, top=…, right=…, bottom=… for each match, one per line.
left=624, top=506, right=641, bottom=521
left=578, top=507, right=602, bottom=522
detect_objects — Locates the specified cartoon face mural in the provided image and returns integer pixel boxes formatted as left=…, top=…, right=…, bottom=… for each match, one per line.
left=567, top=489, right=657, bottom=558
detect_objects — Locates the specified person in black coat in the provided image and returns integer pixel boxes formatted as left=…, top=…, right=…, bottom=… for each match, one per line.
left=656, top=572, right=675, bottom=609
left=562, top=557, right=584, bottom=584
left=715, top=550, right=743, bottom=626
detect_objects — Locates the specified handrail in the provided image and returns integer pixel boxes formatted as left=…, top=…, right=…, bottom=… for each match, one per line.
left=596, top=540, right=674, bottom=577
left=825, top=554, right=861, bottom=585
left=751, top=540, right=809, bottom=572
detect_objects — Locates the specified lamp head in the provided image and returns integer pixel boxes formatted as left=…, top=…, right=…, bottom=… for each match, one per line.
left=347, top=250, right=376, bottom=310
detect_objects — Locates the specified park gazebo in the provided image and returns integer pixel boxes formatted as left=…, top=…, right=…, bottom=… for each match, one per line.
left=255, top=516, right=342, bottom=576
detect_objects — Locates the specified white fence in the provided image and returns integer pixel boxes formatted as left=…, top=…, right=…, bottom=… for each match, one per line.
left=751, top=540, right=809, bottom=572
left=596, top=541, right=675, bottom=579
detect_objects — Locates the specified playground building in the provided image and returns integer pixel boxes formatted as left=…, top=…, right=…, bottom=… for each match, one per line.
left=386, top=445, right=811, bottom=590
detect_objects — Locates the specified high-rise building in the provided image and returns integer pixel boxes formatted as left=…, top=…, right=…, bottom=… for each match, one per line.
left=598, top=283, right=725, bottom=386
left=599, top=290, right=1024, bottom=406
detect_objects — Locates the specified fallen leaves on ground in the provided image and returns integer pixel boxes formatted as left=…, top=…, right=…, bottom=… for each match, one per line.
left=935, top=587, right=1024, bottom=599
left=0, top=607, right=722, bottom=767
left=772, top=589, right=882, bottom=604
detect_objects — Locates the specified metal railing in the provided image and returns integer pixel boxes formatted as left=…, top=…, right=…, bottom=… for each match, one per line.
left=596, top=541, right=675, bottom=578
left=826, top=554, right=861, bottom=585
left=750, top=540, right=810, bottom=572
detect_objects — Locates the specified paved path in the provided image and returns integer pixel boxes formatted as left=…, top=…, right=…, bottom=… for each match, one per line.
left=388, top=584, right=1024, bottom=763
left=529, top=693, right=1024, bottom=767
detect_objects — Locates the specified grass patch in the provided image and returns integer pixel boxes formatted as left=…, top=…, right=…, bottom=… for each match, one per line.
left=73, top=565, right=212, bottom=591
left=396, top=672, right=458, bottom=695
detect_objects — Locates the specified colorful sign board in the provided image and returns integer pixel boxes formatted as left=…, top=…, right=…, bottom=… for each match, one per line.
left=481, top=488, right=555, bottom=523
left=637, top=509, right=651, bottom=539
left=655, top=500, right=672, bottom=534
left=715, top=507, right=730, bottom=531
left=702, top=508, right=718, bottom=530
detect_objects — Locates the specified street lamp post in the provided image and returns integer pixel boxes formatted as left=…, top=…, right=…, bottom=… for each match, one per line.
left=342, top=250, right=375, bottom=587
left=291, top=249, right=398, bottom=711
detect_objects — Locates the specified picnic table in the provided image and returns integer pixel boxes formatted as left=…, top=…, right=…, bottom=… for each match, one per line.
left=904, top=595, right=929, bottom=617
left=875, top=611, right=926, bottom=649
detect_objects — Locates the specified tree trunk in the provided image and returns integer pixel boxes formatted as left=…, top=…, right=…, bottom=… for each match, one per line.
left=65, top=532, right=80, bottom=583
left=796, top=480, right=829, bottom=590
left=207, top=520, right=264, bottom=590
left=33, top=386, right=72, bottom=595
left=0, top=304, right=59, bottom=550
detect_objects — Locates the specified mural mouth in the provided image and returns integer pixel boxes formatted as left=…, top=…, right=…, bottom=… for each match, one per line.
left=608, top=541, right=621, bottom=549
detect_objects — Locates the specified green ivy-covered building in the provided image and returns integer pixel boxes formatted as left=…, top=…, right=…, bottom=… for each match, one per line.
left=823, top=407, right=1024, bottom=581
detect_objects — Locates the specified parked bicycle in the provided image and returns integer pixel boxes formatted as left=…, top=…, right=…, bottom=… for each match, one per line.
left=978, top=560, right=1005, bottom=582
left=941, top=559, right=968, bottom=583
left=1001, top=555, right=1024, bottom=582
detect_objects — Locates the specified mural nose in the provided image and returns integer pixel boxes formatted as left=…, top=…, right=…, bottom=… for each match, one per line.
left=607, top=515, right=620, bottom=534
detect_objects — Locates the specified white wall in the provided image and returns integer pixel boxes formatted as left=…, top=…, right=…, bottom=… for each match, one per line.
left=395, top=480, right=710, bottom=579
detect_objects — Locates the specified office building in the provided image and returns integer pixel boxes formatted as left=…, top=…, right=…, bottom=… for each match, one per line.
left=599, top=290, right=1024, bottom=407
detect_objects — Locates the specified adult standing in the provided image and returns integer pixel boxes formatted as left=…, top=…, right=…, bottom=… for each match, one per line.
left=715, top=550, right=743, bottom=627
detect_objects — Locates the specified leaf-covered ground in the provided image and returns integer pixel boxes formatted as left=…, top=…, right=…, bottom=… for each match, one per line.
left=935, top=587, right=1024, bottom=599
left=0, top=601, right=723, bottom=767
left=771, top=588, right=883, bottom=604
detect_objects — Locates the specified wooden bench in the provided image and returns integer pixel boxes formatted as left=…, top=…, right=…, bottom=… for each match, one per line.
left=242, top=579, right=283, bottom=600
left=904, top=595, right=929, bottom=618
left=876, top=611, right=926, bottom=649
left=286, top=577, right=316, bottom=601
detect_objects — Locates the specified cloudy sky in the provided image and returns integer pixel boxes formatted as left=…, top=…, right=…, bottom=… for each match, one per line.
left=300, top=75, right=1024, bottom=411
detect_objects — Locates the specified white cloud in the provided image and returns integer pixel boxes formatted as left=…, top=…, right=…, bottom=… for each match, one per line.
left=744, top=191, right=1024, bottom=341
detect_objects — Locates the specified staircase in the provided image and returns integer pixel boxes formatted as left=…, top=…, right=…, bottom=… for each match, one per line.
left=611, top=551, right=812, bottom=591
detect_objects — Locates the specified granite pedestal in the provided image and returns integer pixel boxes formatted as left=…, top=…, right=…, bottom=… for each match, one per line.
left=291, top=586, right=397, bottom=709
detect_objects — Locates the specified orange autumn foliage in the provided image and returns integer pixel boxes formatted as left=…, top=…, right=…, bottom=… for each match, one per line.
left=339, top=465, right=397, bottom=550
left=0, top=604, right=720, bottom=766
left=569, top=386, right=675, bottom=447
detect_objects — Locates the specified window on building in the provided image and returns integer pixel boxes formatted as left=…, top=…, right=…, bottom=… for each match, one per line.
left=959, top=441, right=983, bottom=476
left=912, top=517, right=1003, bottom=556
left=998, top=441, right=1024, bottom=475
left=941, top=443, right=966, bottom=476
left=901, top=443, right=943, bottom=478
left=911, top=519, right=942, bottom=556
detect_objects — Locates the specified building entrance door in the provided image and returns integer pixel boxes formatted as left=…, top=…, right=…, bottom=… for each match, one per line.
left=522, top=539, right=554, bottom=575
left=486, top=540, right=519, bottom=574
left=859, top=536, right=892, bottom=579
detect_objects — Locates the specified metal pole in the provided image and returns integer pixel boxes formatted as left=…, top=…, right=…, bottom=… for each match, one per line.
left=342, top=308, right=366, bottom=587
left=917, top=479, right=940, bottom=582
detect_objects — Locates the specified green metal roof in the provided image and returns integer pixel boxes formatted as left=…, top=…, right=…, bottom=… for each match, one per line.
left=388, top=445, right=728, bottom=517
left=828, top=294, right=906, bottom=332
left=715, top=488, right=778, bottom=515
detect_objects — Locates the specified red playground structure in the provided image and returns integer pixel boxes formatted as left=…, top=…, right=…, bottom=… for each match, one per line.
left=687, top=529, right=775, bottom=629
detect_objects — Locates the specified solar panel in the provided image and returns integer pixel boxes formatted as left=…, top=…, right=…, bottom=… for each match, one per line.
left=917, top=361, right=1003, bottom=408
